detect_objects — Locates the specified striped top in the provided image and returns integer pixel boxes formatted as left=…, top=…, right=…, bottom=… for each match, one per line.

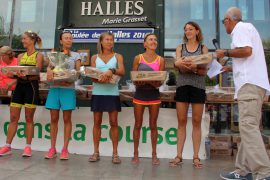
left=176, top=44, right=206, bottom=90
left=92, top=54, right=119, bottom=96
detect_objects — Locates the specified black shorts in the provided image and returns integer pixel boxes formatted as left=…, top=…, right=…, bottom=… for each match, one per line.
left=10, top=80, right=39, bottom=108
left=134, top=84, right=160, bottom=101
left=91, top=95, right=121, bottom=112
left=175, top=85, right=206, bottom=104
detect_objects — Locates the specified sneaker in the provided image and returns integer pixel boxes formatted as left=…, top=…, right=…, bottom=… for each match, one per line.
left=60, top=148, right=69, bottom=160
left=220, top=171, right=253, bottom=180
left=0, top=146, right=12, bottom=156
left=44, top=148, right=57, bottom=159
left=22, top=146, right=32, bottom=157
left=256, top=176, right=270, bottom=180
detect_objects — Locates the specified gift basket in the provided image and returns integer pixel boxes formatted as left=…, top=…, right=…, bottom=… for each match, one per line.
left=130, top=71, right=167, bottom=83
left=0, top=66, right=39, bottom=76
left=46, top=51, right=79, bottom=83
left=188, top=53, right=217, bottom=65
left=81, top=66, right=120, bottom=84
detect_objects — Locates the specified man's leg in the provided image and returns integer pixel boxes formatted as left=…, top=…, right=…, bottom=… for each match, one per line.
left=237, top=84, right=270, bottom=179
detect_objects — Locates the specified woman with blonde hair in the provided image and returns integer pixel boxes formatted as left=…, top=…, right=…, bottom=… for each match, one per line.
left=88, top=32, right=125, bottom=164
left=170, top=21, right=208, bottom=168
left=0, top=31, right=43, bottom=157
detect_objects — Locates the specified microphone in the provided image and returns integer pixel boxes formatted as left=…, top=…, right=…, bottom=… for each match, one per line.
left=212, top=39, right=228, bottom=65
left=212, top=39, right=220, bottom=49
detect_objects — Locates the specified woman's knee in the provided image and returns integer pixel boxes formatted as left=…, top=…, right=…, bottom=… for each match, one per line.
left=134, top=120, right=143, bottom=130
left=93, top=120, right=102, bottom=128
left=51, top=115, right=59, bottom=124
left=63, top=116, right=71, bottom=124
left=178, top=117, right=187, bottom=127
left=10, top=114, right=20, bottom=123
left=109, top=119, right=118, bottom=127
left=25, top=115, right=34, bottom=123
left=149, top=124, right=157, bottom=131
left=192, top=117, right=202, bottom=128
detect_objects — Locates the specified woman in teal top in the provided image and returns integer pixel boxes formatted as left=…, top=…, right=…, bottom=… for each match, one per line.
left=45, top=31, right=81, bottom=160
left=89, top=32, right=125, bottom=164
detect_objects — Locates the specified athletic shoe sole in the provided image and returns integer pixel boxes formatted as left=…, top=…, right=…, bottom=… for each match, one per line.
left=22, top=154, right=32, bottom=157
left=0, top=151, right=12, bottom=156
left=220, top=174, right=249, bottom=180
left=44, top=154, right=57, bottom=159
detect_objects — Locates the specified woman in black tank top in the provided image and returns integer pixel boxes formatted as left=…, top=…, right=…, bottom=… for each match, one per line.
left=171, top=22, right=209, bottom=168
left=0, top=31, right=43, bottom=157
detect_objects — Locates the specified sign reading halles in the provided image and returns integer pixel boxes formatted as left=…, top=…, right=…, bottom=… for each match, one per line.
left=64, top=28, right=154, bottom=43
left=69, top=0, right=156, bottom=28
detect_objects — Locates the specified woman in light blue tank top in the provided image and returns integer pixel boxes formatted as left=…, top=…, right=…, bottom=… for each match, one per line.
left=89, top=32, right=125, bottom=164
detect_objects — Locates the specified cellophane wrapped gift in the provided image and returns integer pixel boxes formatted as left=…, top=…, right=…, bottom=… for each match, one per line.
left=0, top=66, right=40, bottom=76
left=81, top=66, right=120, bottom=84
left=130, top=71, right=167, bottom=83
left=47, top=51, right=78, bottom=82
left=188, top=53, right=217, bottom=65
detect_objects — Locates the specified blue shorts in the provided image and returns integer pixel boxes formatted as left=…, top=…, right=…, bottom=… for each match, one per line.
left=45, top=88, right=76, bottom=110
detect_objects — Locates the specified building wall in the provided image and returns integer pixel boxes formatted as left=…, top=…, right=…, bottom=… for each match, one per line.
left=54, top=0, right=164, bottom=83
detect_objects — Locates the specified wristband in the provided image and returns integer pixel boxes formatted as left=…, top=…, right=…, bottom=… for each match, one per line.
left=224, top=49, right=230, bottom=57
left=109, top=68, right=116, bottom=74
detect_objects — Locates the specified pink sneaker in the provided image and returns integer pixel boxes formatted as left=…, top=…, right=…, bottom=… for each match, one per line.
left=60, top=148, right=69, bottom=160
left=22, top=146, right=32, bottom=157
left=45, top=148, right=57, bottom=159
left=0, top=146, right=12, bottom=156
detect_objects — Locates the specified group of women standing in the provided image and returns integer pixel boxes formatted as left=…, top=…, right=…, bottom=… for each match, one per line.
left=0, top=21, right=208, bottom=168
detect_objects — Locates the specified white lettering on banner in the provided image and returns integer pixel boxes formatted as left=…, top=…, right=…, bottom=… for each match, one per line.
left=92, top=32, right=100, bottom=38
left=0, top=106, right=210, bottom=159
left=109, top=30, right=131, bottom=38
left=89, top=31, right=131, bottom=39
left=102, top=18, right=122, bottom=25
left=72, top=31, right=90, bottom=39
left=122, top=16, right=147, bottom=23
left=134, top=1, right=144, bottom=15
left=115, top=1, right=124, bottom=15
left=93, top=1, right=104, bottom=15
left=81, top=1, right=144, bottom=16
left=125, top=1, right=134, bottom=15
left=102, top=16, right=147, bottom=25
left=106, top=1, right=115, bottom=15
left=81, top=2, right=92, bottom=15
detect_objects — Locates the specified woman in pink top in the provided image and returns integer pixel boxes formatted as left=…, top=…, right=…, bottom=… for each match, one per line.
left=0, top=46, right=18, bottom=91
left=132, top=33, right=165, bottom=165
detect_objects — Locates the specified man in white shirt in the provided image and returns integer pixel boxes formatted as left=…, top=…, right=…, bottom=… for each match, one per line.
left=216, top=7, right=270, bottom=180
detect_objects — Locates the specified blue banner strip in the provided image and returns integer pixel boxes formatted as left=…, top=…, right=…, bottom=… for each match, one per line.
left=64, top=28, right=155, bottom=43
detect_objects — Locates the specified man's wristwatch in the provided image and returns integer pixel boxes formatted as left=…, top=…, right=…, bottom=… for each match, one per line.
left=224, top=49, right=230, bottom=57
left=109, top=68, right=116, bottom=74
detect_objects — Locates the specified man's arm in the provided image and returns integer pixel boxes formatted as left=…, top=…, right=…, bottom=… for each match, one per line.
left=216, top=46, right=252, bottom=59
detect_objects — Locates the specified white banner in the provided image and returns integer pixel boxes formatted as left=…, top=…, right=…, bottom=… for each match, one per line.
left=0, top=105, right=210, bottom=159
